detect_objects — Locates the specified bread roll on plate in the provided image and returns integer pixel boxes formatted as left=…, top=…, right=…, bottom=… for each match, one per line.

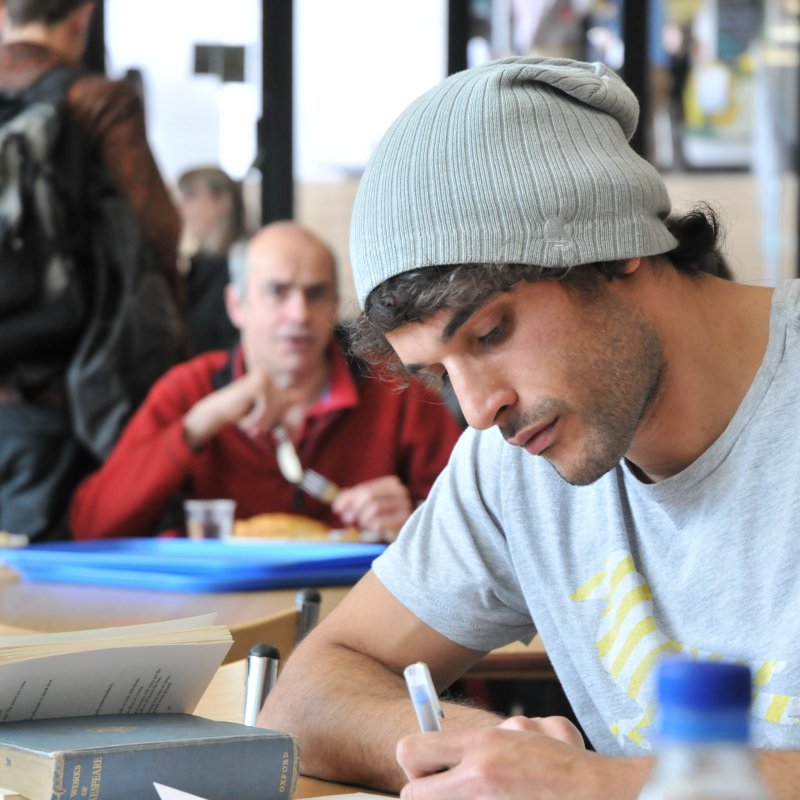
left=232, top=513, right=361, bottom=541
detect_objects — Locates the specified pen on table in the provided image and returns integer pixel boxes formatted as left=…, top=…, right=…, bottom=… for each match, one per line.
left=295, top=587, right=321, bottom=642
left=243, top=643, right=280, bottom=726
left=404, top=661, right=444, bottom=732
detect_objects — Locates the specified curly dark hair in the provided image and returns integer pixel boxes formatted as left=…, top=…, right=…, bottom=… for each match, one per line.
left=5, top=0, right=91, bottom=26
left=349, top=204, right=730, bottom=373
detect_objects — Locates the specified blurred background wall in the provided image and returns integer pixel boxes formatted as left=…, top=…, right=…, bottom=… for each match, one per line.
left=102, top=0, right=799, bottom=313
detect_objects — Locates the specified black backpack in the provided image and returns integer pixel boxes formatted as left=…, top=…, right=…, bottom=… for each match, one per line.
left=0, top=67, right=90, bottom=380
left=0, top=66, right=183, bottom=460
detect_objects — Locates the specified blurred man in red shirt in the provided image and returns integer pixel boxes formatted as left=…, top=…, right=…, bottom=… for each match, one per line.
left=70, top=221, right=461, bottom=538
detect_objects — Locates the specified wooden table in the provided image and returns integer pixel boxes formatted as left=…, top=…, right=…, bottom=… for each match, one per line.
left=0, top=564, right=349, bottom=632
left=0, top=564, right=549, bottom=672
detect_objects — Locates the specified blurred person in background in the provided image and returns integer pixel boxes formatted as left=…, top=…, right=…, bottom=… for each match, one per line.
left=70, top=221, right=462, bottom=540
left=0, top=0, right=181, bottom=541
left=177, top=166, right=246, bottom=355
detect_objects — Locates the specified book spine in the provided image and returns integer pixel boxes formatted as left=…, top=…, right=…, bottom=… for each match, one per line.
left=55, top=736, right=297, bottom=800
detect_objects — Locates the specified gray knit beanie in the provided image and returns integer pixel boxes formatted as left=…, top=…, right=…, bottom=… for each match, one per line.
left=351, top=56, right=678, bottom=308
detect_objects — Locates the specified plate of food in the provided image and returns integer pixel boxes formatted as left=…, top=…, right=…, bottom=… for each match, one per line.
left=227, top=513, right=379, bottom=543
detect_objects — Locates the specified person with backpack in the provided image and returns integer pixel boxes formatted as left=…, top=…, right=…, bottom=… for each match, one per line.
left=0, top=0, right=183, bottom=541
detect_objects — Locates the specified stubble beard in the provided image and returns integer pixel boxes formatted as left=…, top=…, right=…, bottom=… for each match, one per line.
left=502, top=300, right=665, bottom=487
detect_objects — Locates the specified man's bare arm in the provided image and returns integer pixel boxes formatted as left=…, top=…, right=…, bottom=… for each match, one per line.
left=259, top=570, right=501, bottom=792
left=758, top=751, right=800, bottom=800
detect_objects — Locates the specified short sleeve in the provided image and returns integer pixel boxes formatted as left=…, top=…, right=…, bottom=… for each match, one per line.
left=372, top=426, right=536, bottom=651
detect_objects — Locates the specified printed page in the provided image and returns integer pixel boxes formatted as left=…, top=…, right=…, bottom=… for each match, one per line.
left=0, top=640, right=231, bottom=722
left=0, top=623, right=35, bottom=637
left=0, top=614, right=219, bottom=650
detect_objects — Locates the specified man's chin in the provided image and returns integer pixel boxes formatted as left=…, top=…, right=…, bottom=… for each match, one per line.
left=278, top=352, right=330, bottom=378
left=540, top=452, right=619, bottom=487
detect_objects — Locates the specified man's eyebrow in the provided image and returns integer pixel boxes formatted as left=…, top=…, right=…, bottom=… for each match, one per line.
left=265, top=280, right=333, bottom=291
left=441, top=302, right=481, bottom=343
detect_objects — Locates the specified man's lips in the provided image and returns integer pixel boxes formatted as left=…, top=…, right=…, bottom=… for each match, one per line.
left=508, top=418, right=558, bottom=456
left=276, top=334, right=315, bottom=349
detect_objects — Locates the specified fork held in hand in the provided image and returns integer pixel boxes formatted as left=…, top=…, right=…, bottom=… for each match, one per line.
left=300, top=469, right=340, bottom=504
left=273, top=425, right=340, bottom=504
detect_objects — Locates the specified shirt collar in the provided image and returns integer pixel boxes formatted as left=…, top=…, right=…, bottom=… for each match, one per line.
left=231, top=339, right=359, bottom=419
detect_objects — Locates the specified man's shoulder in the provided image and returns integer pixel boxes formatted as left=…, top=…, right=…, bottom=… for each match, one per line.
left=153, top=351, right=231, bottom=396
left=0, top=42, right=60, bottom=90
left=67, top=71, right=142, bottom=125
left=171, top=350, right=230, bottom=377
left=0, top=46, right=142, bottom=142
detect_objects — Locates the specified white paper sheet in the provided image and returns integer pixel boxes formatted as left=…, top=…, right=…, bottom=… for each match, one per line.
left=153, top=782, right=207, bottom=800
left=303, top=795, right=391, bottom=799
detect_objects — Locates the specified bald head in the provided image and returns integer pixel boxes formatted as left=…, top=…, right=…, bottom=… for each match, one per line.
left=225, top=221, right=340, bottom=381
left=230, top=221, right=337, bottom=299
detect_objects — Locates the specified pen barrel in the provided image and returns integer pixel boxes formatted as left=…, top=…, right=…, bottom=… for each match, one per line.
left=295, top=588, right=321, bottom=642
left=243, top=644, right=280, bottom=726
left=412, top=697, right=443, bottom=732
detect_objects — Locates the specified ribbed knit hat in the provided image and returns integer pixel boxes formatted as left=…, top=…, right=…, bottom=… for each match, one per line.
left=351, top=56, right=678, bottom=308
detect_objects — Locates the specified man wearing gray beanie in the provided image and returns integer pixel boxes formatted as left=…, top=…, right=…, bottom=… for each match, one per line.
left=263, top=58, right=797, bottom=798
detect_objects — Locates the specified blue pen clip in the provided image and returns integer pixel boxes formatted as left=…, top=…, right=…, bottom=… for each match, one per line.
left=404, top=661, right=444, bottom=732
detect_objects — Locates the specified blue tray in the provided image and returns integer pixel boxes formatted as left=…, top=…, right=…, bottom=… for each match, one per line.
left=0, top=538, right=387, bottom=592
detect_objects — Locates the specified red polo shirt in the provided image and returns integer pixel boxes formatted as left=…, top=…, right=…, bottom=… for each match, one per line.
left=70, top=338, right=462, bottom=538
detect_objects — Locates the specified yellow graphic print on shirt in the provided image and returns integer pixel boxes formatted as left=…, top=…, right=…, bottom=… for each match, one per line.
left=571, top=549, right=797, bottom=750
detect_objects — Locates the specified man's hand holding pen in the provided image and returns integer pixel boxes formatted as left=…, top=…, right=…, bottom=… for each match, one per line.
left=396, top=715, right=590, bottom=800
left=401, top=662, right=593, bottom=800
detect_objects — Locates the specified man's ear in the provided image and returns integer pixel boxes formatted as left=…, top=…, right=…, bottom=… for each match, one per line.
left=621, top=257, right=641, bottom=275
left=224, top=284, right=245, bottom=331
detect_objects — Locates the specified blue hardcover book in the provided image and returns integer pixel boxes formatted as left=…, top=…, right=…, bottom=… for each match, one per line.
left=0, top=713, right=297, bottom=800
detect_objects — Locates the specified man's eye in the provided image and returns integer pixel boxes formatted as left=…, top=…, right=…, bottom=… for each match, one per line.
left=305, top=285, right=334, bottom=303
left=267, top=285, right=289, bottom=300
left=431, top=369, right=451, bottom=395
left=416, top=369, right=449, bottom=393
left=478, top=317, right=508, bottom=347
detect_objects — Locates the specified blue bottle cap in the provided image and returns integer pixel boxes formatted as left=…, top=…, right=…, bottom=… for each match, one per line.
left=656, top=658, right=751, bottom=743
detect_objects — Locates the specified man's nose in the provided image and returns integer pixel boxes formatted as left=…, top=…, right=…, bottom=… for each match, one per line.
left=448, top=364, right=515, bottom=430
left=283, top=288, right=310, bottom=321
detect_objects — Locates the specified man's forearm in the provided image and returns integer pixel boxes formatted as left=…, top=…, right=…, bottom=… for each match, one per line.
left=260, top=637, right=501, bottom=792
left=182, top=401, right=224, bottom=450
left=756, top=749, right=800, bottom=799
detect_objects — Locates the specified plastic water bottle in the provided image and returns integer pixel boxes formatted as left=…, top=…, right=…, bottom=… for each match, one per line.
left=637, top=659, right=772, bottom=800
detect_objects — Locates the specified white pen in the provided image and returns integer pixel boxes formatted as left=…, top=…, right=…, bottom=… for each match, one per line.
left=404, top=661, right=444, bottom=732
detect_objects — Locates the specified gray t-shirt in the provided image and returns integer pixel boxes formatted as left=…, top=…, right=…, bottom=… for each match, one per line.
left=374, top=279, right=800, bottom=755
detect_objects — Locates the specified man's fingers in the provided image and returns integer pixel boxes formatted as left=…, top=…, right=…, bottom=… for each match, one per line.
left=399, top=767, right=470, bottom=800
left=396, top=731, right=469, bottom=779
left=333, top=480, right=412, bottom=531
left=232, top=370, right=302, bottom=437
left=498, top=715, right=585, bottom=749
